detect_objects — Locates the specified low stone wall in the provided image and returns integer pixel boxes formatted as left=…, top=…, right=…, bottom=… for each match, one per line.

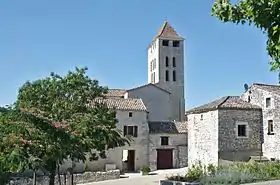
left=7, top=170, right=120, bottom=185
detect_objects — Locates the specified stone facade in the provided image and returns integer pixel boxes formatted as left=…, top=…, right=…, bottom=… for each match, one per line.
left=218, top=109, right=262, bottom=161
left=7, top=170, right=120, bottom=185
left=188, top=110, right=219, bottom=167
left=148, top=133, right=187, bottom=171
left=241, top=83, right=280, bottom=160
left=187, top=96, right=263, bottom=166
left=60, top=109, right=150, bottom=172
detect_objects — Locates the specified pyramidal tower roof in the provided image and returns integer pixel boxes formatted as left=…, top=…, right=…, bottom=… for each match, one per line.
left=154, top=21, right=183, bottom=40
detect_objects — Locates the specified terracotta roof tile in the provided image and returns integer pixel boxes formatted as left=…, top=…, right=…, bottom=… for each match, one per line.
left=94, top=98, right=147, bottom=111
left=104, top=89, right=126, bottom=98
left=186, top=96, right=261, bottom=115
left=148, top=121, right=187, bottom=134
left=154, top=21, right=183, bottom=40
left=252, top=83, right=280, bottom=95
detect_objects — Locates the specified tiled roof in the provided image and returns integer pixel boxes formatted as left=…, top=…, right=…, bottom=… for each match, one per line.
left=127, top=83, right=171, bottom=94
left=94, top=98, right=147, bottom=111
left=154, top=21, right=183, bottom=40
left=186, top=96, right=261, bottom=115
left=148, top=121, right=187, bottom=134
left=104, top=89, right=127, bottom=97
left=252, top=83, right=280, bottom=95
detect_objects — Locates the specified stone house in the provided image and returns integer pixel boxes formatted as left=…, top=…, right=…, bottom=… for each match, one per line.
left=186, top=96, right=263, bottom=167
left=241, top=83, right=280, bottom=160
left=61, top=98, right=149, bottom=172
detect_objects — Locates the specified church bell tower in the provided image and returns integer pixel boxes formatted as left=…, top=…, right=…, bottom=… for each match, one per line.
left=148, top=21, right=185, bottom=121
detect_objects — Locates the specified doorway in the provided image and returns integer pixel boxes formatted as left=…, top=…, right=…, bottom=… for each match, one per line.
left=122, top=150, right=135, bottom=172
left=157, top=149, right=173, bottom=169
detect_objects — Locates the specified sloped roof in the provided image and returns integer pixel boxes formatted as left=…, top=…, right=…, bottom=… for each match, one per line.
left=186, top=96, right=261, bottom=115
left=94, top=98, right=147, bottom=111
left=148, top=121, right=187, bottom=134
left=252, top=83, right=280, bottom=96
left=127, top=83, right=171, bottom=94
left=104, top=89, right=126, bottom=97
left=153, top=21, right=183, bottom=40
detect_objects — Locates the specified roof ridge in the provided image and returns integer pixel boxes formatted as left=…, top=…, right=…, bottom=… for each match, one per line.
left=158, top=21, right=168, bottom=37
left=253, top=83, right=279, bottom=87
left=216, top=96, right=230, bottom=108
left=138, top=98, right=147, bottom=110
left=127, top=83, right=171, bottom=94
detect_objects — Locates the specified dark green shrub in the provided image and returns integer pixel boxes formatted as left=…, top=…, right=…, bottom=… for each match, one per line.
left=141, top=166, right=151, bottom=175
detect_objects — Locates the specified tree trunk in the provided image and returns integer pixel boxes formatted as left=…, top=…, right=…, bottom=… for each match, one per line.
left=71, top=174, right=74, bottom=185
left=48, top=172, right=55, bottom=185
left=57, top=165, right=61, bottom=185
left=32, top=171, right=37, bottom=185
left=48, top=161, right=57, bottom=185
left=64, top=174, right=67, bottom=185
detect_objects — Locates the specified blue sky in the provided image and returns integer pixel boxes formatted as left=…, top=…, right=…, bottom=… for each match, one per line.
left=0, top=0, right=277, bottom=109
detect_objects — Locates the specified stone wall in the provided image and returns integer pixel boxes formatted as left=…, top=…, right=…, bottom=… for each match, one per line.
left=241, top=85, right=280, bottom=159
left=7, top=170, right=120, bottom=185
left=218, top=109, right=263, bottom=161
left=178, top=145, right=188, bottom=167
left=187, top=110, right=219, bottom=167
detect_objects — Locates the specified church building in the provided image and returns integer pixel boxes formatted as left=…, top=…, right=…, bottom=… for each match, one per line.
left=61, top=21, right=188, bottom=172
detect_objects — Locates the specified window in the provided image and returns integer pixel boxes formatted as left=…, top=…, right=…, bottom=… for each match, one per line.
left=173, top=41, right=180, bottom=47
left=268, top=120, right=274, bottom=135
left=248, top=95, right=251, bottom=103
left=153, top=72, right=155, bottom=83
left=266, top=97, right=271, bottom=108
left=200, top=114, right=203, bottom=120
left=150, top=61, right=152, bottom=72
left=172, top=57, right=176, bottom=67
left=173, top=70, right=176, bottom=81
left=124, top=126, right=138, bottom=137
left=237, top=124, right=247, bottom=137
left=153, top=59, right=156, bottom=70
left=165, top=70, right=169, bottom=81
left=162, top=40, right=169, bottom=46
left=151, top=73, right=154, bottom=83
left=165, top=56, right=169, bottom=67
left=161, top=136, right=169, bottom=145
left=128, top=112, right=133, bottom=117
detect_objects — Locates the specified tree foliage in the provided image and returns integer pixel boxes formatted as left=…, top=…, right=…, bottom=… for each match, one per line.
left=212, top=0, right=280, bottom=72
left=1, top=67, right=129, bottom=185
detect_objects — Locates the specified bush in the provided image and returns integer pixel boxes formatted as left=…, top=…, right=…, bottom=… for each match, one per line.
left=202, top=161, right=280, bottom=184
left=185, top=163, right=204, bottom=182
left=167, top=162, right=204, bottom=182
left=202, top=170, right=257, bottom=185
left=141, top=166, right=151, bottom=175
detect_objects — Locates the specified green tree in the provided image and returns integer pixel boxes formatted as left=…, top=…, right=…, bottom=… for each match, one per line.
left=16, top=67, right=129, bottom=185
left=212, top=0, right=280, bottom=73
left=0, top=107, right=48, bottom=184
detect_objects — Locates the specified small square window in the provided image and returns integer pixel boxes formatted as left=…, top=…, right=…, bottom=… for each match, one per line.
left=237, top=124, right=247, bottom=137
left=162, top=40, right=169, bottom=46
left=266, top=97, right=271, bottom=108
left=161, top=136, right=169, bottom=145
left=129, top=112, right=133, bottom=117
left=173, top=41, right=180, bottom=47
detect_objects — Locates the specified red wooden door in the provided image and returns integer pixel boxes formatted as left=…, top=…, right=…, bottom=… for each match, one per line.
left=157, top=149, right=173, bottom=169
